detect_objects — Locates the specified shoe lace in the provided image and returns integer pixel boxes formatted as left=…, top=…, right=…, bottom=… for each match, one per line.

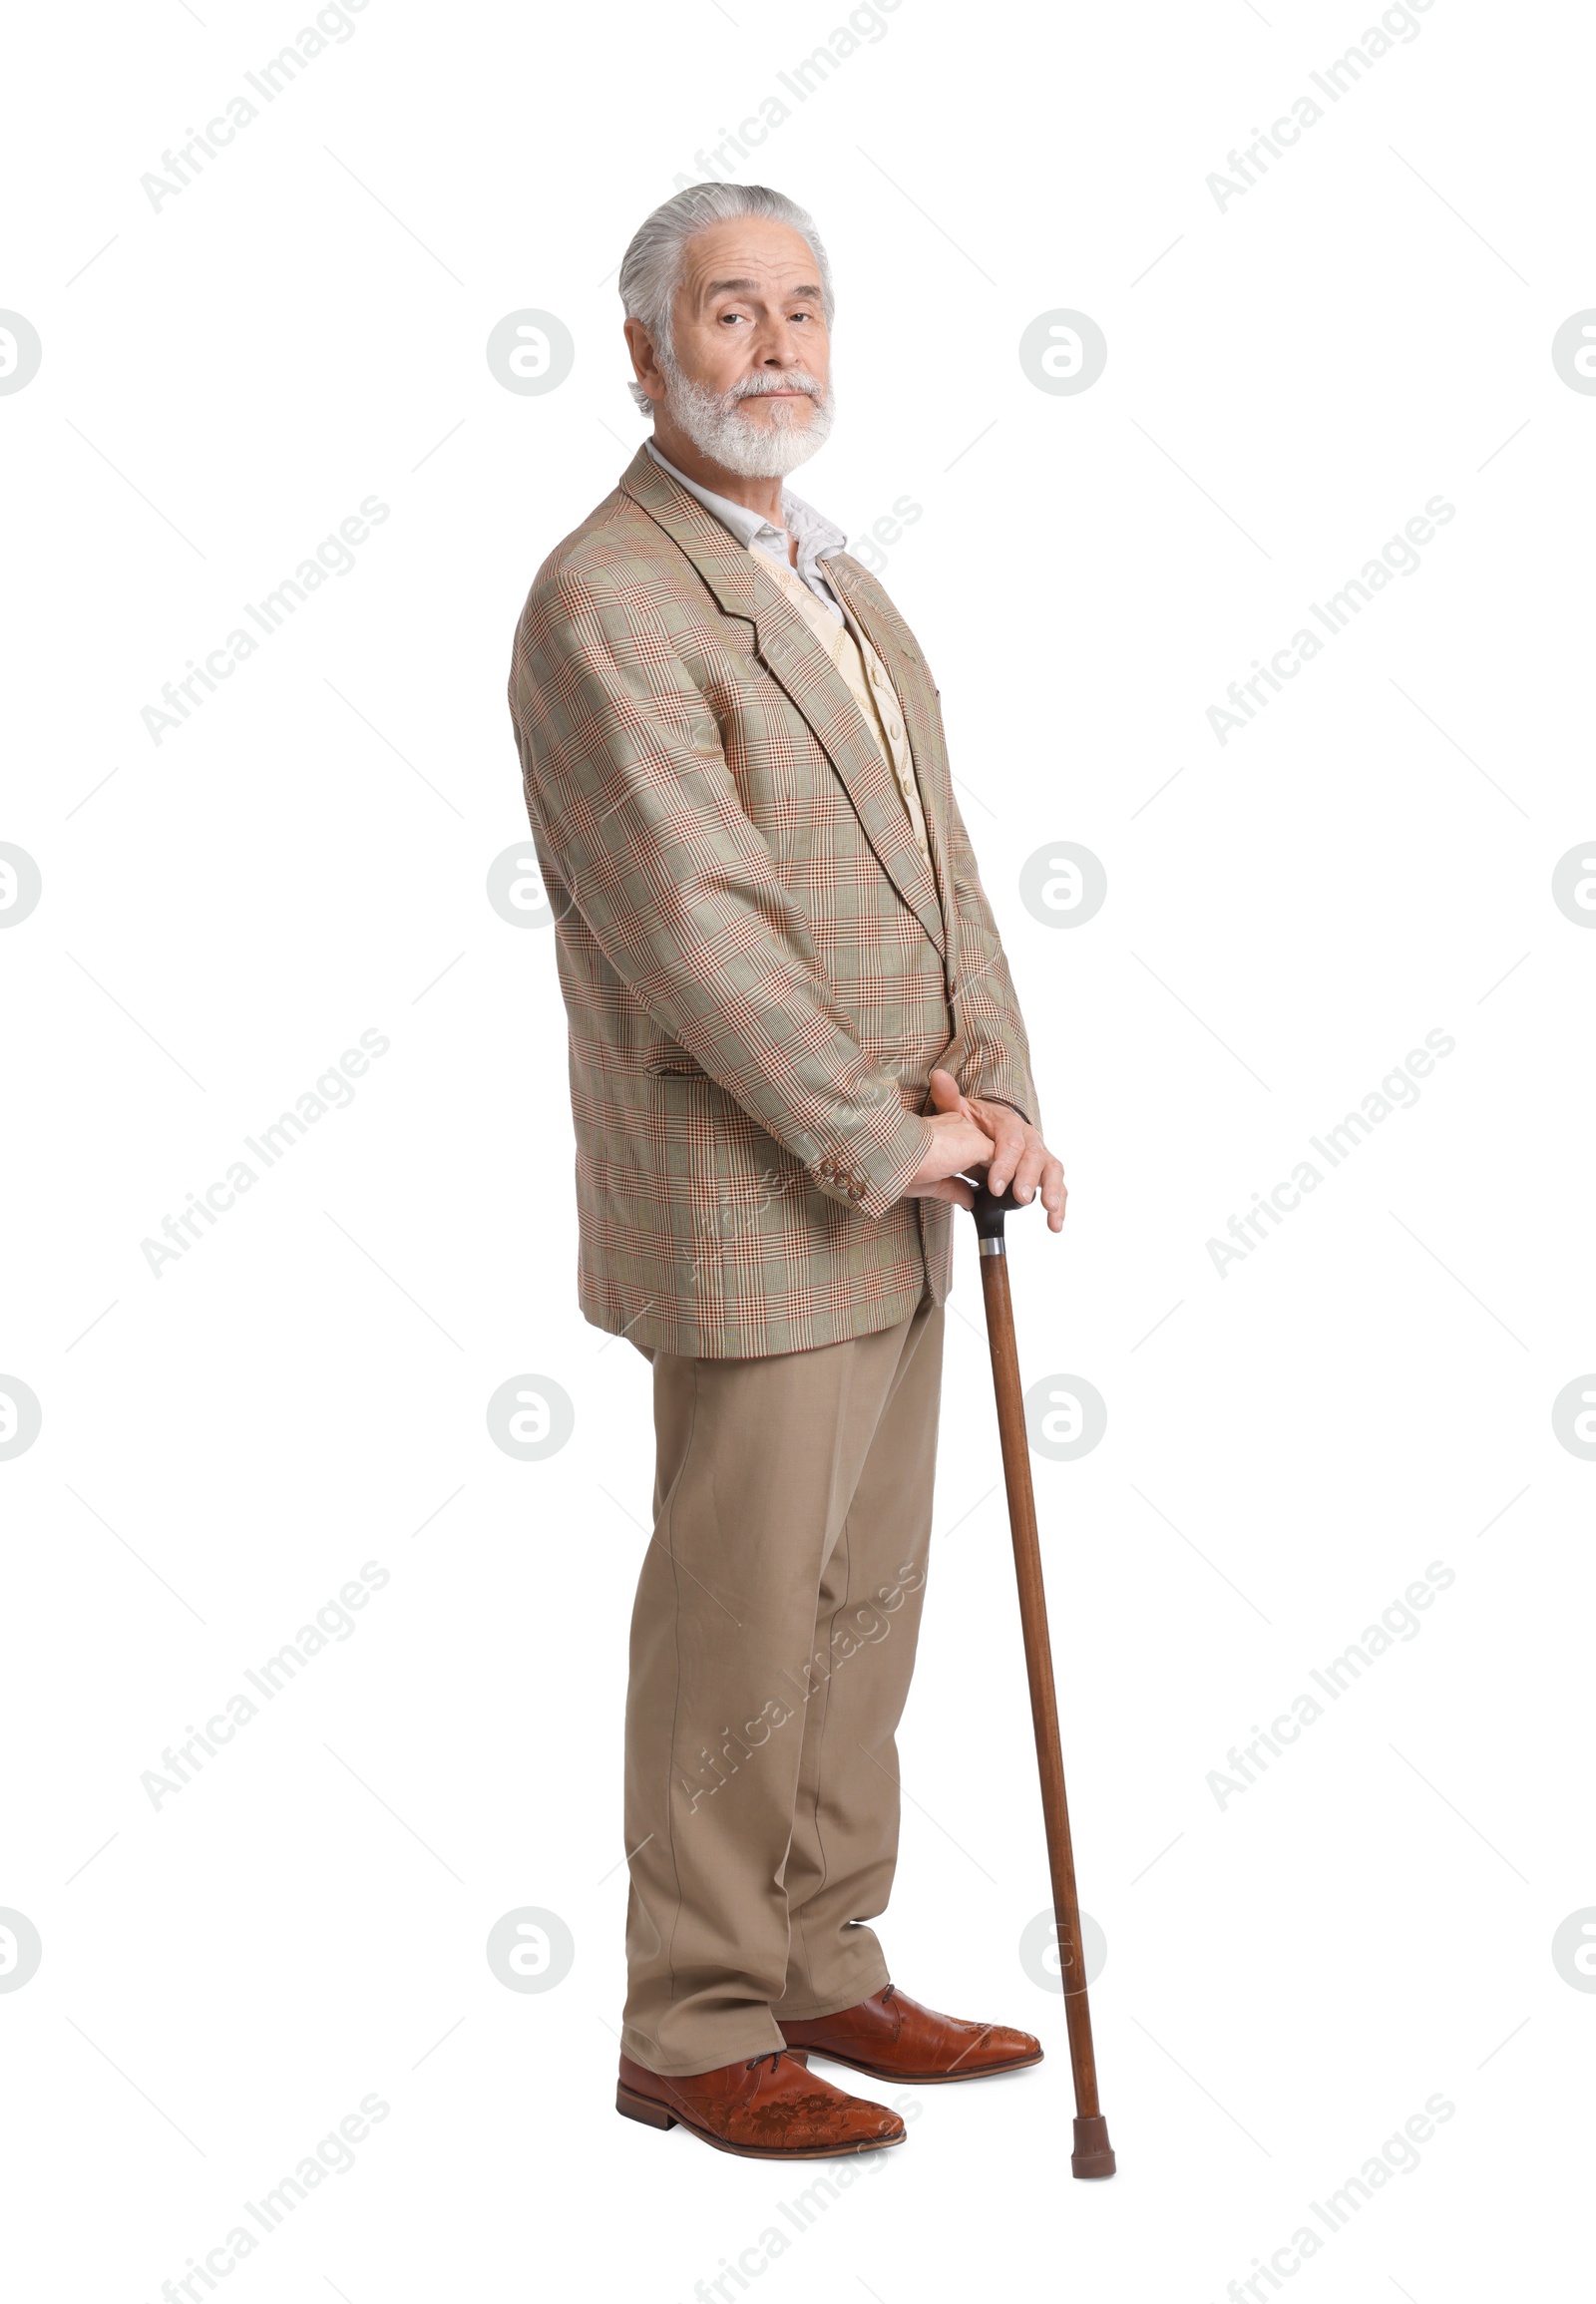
left=744, top=2051, right=785, bottom=2077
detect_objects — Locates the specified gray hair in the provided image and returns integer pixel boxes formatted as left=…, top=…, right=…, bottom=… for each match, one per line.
left=618, top=182, right=834, bottom=413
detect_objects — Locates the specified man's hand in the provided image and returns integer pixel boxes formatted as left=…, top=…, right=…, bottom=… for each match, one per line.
left=911, top=1068, right=1067, bottom=1233
left=903, top=1073, right=998, bottom=1211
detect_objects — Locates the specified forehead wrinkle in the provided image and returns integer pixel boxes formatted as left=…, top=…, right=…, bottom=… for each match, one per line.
left=700, top=276, right=824, bottom=300
left=676, top=235, right=826, bottom=315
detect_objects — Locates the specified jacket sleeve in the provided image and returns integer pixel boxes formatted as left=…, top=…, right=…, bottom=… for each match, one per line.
left=510, top=565, right=935, bottom=1220
left=944, top=790, right=1043, bottom=1134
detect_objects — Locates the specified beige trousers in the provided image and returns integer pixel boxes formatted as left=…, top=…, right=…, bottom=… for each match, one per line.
left=620, top=1295, right=946, bottom=2075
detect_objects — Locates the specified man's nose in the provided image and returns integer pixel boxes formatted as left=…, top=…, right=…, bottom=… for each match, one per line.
left=755, top=319, right=805, bottom=366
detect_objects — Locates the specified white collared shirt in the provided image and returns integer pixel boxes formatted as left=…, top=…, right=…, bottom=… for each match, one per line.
left=644, top=439, right=846, bottom=623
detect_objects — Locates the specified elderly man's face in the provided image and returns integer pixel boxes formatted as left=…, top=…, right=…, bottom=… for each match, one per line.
left=670, top=216, right=829, bottom=406
left=629, top=215, right=834, bottom=479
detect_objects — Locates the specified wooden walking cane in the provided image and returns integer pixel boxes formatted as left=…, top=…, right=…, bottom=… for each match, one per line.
left=967, top=1172, right=1116, bottom=2178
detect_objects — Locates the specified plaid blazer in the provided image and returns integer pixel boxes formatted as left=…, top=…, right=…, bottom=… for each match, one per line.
left=509, top=447, right=1039, bottom=1359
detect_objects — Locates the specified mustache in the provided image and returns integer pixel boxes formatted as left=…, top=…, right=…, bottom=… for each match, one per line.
left=725, top=370, right=827, bottom=405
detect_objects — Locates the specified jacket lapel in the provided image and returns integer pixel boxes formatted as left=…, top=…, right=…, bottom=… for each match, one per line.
left=821, top=555, right=961, bottom=972
left=620, top=451, right=948, bottom=962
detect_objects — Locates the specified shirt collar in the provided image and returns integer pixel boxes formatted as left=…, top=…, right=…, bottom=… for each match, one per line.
left=644, top=439, right=846, bottom=581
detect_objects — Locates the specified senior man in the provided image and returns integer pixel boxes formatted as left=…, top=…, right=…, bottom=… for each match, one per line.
left=509, top=183, right=1066, bottom=2161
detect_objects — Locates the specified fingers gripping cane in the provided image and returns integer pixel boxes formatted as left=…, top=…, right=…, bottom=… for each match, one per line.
left=967, top=1172, right=1116, bottom=2178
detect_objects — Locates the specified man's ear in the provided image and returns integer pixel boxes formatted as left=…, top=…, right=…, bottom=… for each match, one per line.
left=623, top=318, right=667, bottom=406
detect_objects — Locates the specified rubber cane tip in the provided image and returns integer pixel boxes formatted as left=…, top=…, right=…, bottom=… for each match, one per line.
left=1070, top=2114, right=1117, bottom=2178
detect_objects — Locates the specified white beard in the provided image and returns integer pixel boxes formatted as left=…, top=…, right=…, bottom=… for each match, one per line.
left=660, top=359, right=835, bottom=479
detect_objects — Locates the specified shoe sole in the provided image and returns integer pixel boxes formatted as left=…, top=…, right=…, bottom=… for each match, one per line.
left=787, top=2046, right=1045, bottom=2086
left=615, top=2078, right=907, bottom=2160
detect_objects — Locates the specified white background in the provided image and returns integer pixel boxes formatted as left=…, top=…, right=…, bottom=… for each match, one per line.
left=3, top=0, right=1592, bottom=2297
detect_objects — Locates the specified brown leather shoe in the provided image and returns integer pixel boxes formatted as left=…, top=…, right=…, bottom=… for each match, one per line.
left=780, top=1984, right=1042, bottom=2084
left=616, top=2050, right=907, bottom=2159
